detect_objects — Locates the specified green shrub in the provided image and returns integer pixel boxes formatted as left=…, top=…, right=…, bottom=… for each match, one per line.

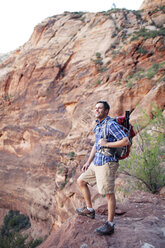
left=0, top=210, right=42, bottom=248
left=93, top=53, right=103, bottom=65
left=94, top=59, right=103, bottom=65
left=95, top=52, right=101, bottom=58
left=97, top=66, right=108, bottom=72
left=111, top=49, right=121, bottom=56
left=126, top=69, right=145, bottom=87
left=92, top=53, right=108, bottom=73
left=57, top=167, right=66, bottom=174
left=146, top=62, right=165, bottom=79
left=109, top=41, right=120, bottom=50
left=132, top=10, right=142, bottom=20
left=1, top=210, right=31, bottom=235
left=126, top=81, right=134, bottom=89
left=137, top=46, right=148, bottom=54
left=103, top=8, right=123, bottom=15
left=27, top=238, right=43, bottom=248
left=147, top=64, right=159, bottom=79
left=150, top=6, right=165, bottom=14
left=0, top=232, right=27, bottom=248
left=67, top=151, right=75, bottom=158
left=119, top=107, right=165, bottom=193
left=0, top=232, right=42, bottom=248
left=126, top=61, right=165, bottom=83
left=111, top=32, right=117, bottom=38
left=70, top=12, right=85, bottom=19
left=131, top=27, right=165, bottom=41
left=59, top=181, right=67, bottom=190
left=94, top=79, right=102, bottom=85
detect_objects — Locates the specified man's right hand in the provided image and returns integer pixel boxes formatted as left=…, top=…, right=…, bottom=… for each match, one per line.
left=82, top=162, right=90, bottom=172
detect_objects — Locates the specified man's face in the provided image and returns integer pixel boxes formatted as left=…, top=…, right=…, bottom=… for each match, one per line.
left=95, top=103, right=108, bottom=121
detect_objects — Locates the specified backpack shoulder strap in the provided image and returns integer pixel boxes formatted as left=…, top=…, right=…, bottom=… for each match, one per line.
left=102, top=118, right=116, bottom=139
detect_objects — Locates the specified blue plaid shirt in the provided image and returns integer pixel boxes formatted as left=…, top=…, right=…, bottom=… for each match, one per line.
left=93, top=116, right=127, bottom=165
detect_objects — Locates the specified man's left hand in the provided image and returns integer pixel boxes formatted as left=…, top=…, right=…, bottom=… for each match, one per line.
left=98, top=138, right=108, bottom=147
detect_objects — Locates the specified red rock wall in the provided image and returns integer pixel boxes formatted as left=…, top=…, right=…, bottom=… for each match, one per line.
left=140, top=0, right=165, bottom=10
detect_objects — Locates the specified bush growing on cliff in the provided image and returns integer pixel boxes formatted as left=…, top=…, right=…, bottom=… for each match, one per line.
left=1, top=210, right=31, bottom=236
left=0, top=210, right=42, bottom=248
left=67, top=151, right=75, bottom=158
left=131, top=27, right=165, bottom=41
left=146, top=62, right=165, bottom=79
left=93, top=52, right=103, bottom=65
left=150, top=6, right=165, bottom=14
left=132, top=10, right=142, bottom=21
left=119, top=107, right=165, bottom=193
left=126, top=61, right=165, bottom=85
left=137, top=46, right=148, bottom=55
left=92, top=52, right=108, bottom=73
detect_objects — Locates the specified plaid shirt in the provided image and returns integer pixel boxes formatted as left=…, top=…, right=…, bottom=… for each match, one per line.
left=93, top=116, right=127, bottom=165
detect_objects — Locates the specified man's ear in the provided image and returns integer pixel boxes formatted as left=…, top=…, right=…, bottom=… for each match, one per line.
left=105, top=109, right=109, bottom=115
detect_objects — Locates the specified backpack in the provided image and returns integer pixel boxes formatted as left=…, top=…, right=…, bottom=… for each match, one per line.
left=100, top=111, right=136, bottom=160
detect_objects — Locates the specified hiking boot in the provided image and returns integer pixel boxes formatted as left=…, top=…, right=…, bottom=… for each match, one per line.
left=76, top=207, right=95, bottom=219
left=95, top=222, right=114, bottom=235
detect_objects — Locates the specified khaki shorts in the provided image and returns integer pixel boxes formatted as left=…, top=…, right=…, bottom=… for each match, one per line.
left=78, top=161, right=119, bottom=195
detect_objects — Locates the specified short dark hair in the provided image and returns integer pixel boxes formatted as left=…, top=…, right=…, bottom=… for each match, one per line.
left=96, top=100, right=110, bottom=111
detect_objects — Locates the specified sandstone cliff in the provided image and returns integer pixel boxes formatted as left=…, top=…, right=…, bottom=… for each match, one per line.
left=0, top=0, right=165, bottom=246
left=140, top=0, right=165, bottom=10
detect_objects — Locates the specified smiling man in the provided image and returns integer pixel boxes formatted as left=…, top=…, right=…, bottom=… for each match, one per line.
left=76, top=100, right=129, bottom=235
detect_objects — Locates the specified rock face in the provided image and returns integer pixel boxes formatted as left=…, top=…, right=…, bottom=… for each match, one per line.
left=0, top=53, right=10, bottom=63
left=38, top=191, right=165, bottom=248
left=0, top=0, right=165, bottom=242
left=140, top=0, right=165, bottom=10
left=140, top=0, right=165, bottom=27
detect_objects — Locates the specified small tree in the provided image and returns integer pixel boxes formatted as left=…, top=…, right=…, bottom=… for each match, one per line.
left=0, top=210, right=42, bottom=248
left=119, top=107, right=165, bottom=193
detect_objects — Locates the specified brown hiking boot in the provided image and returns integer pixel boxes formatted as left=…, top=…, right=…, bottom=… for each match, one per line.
left=95, top=222, right=114, bottom=235
left=76, top=207, right=95, bottom=219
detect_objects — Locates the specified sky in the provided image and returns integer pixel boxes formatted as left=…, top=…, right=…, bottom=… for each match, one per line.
left=0, top=0, right=144, bottom=53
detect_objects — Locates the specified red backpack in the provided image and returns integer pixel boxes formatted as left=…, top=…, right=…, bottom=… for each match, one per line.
left=101, top=111, right=136, bottom=160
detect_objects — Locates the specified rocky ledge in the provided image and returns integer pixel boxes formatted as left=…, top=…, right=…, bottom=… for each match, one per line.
left=38, top=191, right=165, bottom=248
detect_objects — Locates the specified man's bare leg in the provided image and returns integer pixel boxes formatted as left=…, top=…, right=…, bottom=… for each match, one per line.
left=95, top=193, right=116, bottom=235
left=106, top=193, right=116, bottom=222
left=77, top=179, right=92, bottom=208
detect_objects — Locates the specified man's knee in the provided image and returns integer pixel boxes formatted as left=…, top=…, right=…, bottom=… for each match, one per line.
left=77, top=178, right=87, bottom=187
left=106, top=193, right=115, bottom=200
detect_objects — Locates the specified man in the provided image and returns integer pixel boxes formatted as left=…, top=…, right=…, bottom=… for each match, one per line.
left=76, top=100, right=129, bottom=235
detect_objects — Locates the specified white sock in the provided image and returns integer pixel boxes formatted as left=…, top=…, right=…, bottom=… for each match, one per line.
left=108, top=221, right=114, bottom=227
left=87, top=207, right=94, bottom=212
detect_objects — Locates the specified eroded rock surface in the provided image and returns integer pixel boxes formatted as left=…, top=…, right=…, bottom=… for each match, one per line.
left=38, top=191, right=165, bottom=248
left=140, top=0, right=165, bottom=10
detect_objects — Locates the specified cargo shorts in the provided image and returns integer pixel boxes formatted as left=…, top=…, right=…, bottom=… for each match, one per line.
left=78, top=161, right=119, bottom=195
